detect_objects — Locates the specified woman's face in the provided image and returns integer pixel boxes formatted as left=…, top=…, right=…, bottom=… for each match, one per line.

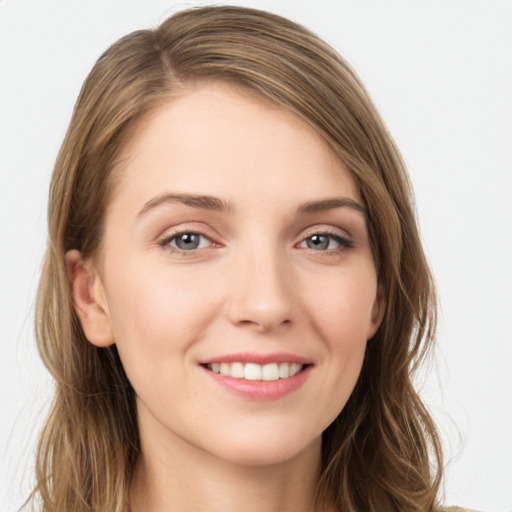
left=74, top=83, right=382, bottom=467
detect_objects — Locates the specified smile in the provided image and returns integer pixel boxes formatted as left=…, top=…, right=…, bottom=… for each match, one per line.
left=200, top=353, right=313, bottom=400
left=206, top=362, right=304, bottom=381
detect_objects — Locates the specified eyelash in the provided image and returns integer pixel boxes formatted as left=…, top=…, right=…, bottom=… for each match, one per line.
left=158, top=231, right=214, bottom=253
left=298, top=229, right=354, bottom=254
left=158, top=228, right=354, bottom=256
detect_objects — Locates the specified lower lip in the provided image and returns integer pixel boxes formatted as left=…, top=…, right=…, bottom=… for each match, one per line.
left=201, top=365, right=312, bottom=401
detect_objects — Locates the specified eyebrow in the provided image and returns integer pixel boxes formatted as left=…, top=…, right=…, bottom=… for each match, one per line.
left=137, top=193, right=366, bottom=218
left=296, top=197, right=366, bottom=215
left=137, top=193, right=231, bottom=217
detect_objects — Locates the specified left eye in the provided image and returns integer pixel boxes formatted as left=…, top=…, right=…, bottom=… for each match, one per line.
left=165, top=232, right=211, bottom=251
left=299, top=233, right=344, bottom=251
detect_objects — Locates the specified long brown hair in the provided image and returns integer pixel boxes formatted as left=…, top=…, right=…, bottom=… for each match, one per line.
left=31, top=6, right=442, bottom=511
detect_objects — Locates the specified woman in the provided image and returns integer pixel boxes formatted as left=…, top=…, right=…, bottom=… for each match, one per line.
left=30, top=5, right=474, bottom=512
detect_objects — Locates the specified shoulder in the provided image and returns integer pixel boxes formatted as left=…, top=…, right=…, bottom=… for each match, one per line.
left=440, top=507, right=482, bottom=512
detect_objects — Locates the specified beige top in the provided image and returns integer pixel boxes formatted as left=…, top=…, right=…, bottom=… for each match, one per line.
left=442, top=507, right=481, bottom=512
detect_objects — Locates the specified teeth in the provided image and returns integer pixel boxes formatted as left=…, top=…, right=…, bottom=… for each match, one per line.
left=244, top=363, right=262, bottom=380
left=230, top=362, right=244, bottom=378
left=278, top=362, right=290, bottom=378
left=207, top=362, right=304, bottom=380
left=220, top=363, right=230, bottom=376
left=262, top=363, right=279, bottom=381
left=290, top=363, right=302, bottom=377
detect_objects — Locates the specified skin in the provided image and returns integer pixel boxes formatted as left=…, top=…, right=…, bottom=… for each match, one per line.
left=68, top=82, right=383, bottom=512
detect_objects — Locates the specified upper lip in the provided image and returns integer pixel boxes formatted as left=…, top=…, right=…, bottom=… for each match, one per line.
left=200, top=352, right=313, bottom=365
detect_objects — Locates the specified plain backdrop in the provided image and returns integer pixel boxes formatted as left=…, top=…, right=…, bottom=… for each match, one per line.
left=1, top=1, right=511, bottom=511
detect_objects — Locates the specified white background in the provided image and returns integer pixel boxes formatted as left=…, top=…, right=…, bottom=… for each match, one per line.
left=1, top=1, right=511, bottom=511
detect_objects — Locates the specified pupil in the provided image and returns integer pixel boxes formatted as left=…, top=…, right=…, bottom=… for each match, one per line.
left=308, top=235, right=328, bottom=250
left=177, top=233, right=199, bottom=250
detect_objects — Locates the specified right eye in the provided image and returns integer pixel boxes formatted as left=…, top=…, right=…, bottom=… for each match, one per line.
left=161, top=232, right=212, bottom=251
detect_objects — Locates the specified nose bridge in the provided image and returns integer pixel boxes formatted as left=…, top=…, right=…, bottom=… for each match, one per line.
left=227, top=235, right=294, bottom=331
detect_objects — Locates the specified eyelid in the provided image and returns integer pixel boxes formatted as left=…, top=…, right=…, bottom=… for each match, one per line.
left=155, top=223, right=355, bottom=255
left=299, top=224, right=353, bottom=241
left=157, top=225, right=220, bottom=254
left=296, top=226, right=355, bottom=253
left=168, top=232, right=212, bottom=250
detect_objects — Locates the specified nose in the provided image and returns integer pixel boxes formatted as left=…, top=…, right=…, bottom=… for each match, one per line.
left=226, top=245, right=294, bottom=332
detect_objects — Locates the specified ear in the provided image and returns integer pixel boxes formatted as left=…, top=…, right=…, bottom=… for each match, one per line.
left=366, top=287, right=385, bottom=340
left=66, top=249, right=115, bottom=347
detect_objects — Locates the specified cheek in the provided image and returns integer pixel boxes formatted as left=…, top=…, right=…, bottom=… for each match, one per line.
left=103, top=258, right=222, bottom=377
left=304, top=268, right=378, bottom=348
left=301, top=266, right=377, bottom=417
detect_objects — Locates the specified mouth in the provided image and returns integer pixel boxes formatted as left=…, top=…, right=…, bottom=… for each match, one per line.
left=203, top=361, right=308, bottom=381
left=199, top=353, right=313, bottom=400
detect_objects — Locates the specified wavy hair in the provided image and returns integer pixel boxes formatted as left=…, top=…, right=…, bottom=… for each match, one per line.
left=30, top=6, right=442, bottom=511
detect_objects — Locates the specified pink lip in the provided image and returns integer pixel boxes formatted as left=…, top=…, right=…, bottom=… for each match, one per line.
left=200, top=352, right=312, bottom=365
left=200, top=361, right=313, bottom=402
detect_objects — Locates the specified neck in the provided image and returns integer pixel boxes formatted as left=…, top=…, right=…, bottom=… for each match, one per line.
left=129, top=418, right=325, bottom=512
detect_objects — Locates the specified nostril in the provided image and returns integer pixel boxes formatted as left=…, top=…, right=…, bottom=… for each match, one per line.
left=235, top=317, right=292, bottom=332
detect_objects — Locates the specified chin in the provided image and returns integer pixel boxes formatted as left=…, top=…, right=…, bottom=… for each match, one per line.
left=201, top=427, right=322, bottom=468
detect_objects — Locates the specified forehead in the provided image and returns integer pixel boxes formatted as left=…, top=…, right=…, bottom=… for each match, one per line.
left=110, top=82, right=360, bottom=213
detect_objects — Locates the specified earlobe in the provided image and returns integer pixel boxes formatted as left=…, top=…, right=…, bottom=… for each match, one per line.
left=66, top=249, right=115, bottom=347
